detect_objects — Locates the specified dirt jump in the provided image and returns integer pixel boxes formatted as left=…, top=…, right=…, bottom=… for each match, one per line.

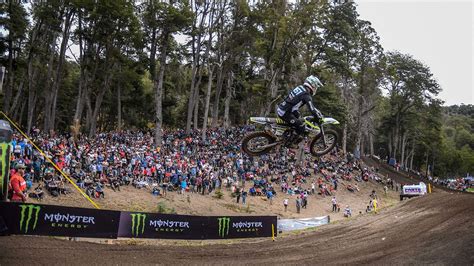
left=1, top=191, right=472, bottom=265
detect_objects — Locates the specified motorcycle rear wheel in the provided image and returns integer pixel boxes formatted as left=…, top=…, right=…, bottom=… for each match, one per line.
left=241, top=131, right=276, bottom=156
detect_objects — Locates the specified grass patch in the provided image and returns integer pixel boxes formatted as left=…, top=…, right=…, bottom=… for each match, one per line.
left=129, top=204, right=147, bottom=212
left=157, top=202, right=176, bottom=214
left=221, top=203, right=255, bottom=213
left=213, top=190, right=224, bottom=199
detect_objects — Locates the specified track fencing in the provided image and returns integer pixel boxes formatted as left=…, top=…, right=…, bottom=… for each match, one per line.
left=0, top=202, right=276, bottom=240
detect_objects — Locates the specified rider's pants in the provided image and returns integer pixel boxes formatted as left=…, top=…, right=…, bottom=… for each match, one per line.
left=279, top=111, right=305, bottom=135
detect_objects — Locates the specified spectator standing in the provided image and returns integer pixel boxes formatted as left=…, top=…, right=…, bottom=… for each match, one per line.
left=9, top=164, right=27, bottom=202
left=331, top=196, right=337, bottom=212
left=296, top=196, right=301, bottom=214
left=283, top=198, right=289, bottom=212
left=236, top=189, right=241, bottom=203
left=372, top=198, right=378, bottom=214
left=242, top=191, right=247, bottom=205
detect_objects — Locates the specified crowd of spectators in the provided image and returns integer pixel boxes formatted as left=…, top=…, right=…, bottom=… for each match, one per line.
left=7, top=126, right=395, bottom=215
left=378, top=157, right=474, bottom=193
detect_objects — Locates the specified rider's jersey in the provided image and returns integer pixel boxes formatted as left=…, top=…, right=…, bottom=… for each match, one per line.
left=277, top=85, right=322, bottom=118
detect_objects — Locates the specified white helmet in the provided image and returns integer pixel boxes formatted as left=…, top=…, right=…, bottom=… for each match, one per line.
left=304, top=75, right=323, bottom=96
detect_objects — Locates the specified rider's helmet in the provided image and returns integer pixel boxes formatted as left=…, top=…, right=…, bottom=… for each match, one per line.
left=303, top=75, right=323, bottom=96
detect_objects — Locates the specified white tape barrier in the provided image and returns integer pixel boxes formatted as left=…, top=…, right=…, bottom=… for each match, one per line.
left=277, top=216, right=330, bottom=231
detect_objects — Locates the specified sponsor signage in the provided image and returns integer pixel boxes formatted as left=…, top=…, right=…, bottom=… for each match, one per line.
left=118, top=212, right=204, bottom=239
left=0, top=202, right=120, bottom=238
left=402, top=182, right=427, bottom=195
left=0, top=202, right=277, bottom=240
left=207, top=216, right=276, bottom=239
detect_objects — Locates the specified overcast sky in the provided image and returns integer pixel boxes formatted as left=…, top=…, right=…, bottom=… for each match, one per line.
left=355, top=0, right=473, bottom=106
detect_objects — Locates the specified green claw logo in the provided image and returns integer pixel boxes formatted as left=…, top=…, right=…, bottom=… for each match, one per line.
left=217, top=217, right=230, bottom=238
left=130, top=213, right=146, bottom=237
left=19, top=205, right=40, bottom=234
left=0, top=143, right=10, bottom=192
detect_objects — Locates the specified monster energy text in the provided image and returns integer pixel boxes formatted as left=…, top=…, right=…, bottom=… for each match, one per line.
left=130, top=213, right=146, bottom=237
left=218, top=217, right=230, bottom=238
left=19, top=204, right=40, bottom=234
left=149, top=219, right=189, bottom=233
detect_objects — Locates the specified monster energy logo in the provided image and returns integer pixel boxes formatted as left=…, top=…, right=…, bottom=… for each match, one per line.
left=19, top=205, right=40, bottom=234
left=217, top=217, right=230, bottom=238
left=130, top=213, right=146, bottom=237
left=0, top=142, right=10, bottom=193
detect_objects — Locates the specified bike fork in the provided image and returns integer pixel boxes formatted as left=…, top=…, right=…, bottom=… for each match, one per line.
left=320, top=127, right=326, bottom=147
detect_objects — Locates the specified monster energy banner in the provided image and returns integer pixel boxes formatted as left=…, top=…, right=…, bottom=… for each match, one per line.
left=207, top=216, right=276, bottom=239
left=118, top=211, right=205, bottom=239
left=118, top=212, right=277, bottom=239
left=0, top=202, right=120, bottom=238
left=0, top=119, right=12, bottom=201
left=0, top=202, right=276, bottom=239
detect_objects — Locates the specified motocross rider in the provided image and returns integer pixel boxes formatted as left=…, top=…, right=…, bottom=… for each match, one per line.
left=276, top=75, right=324, bottom=148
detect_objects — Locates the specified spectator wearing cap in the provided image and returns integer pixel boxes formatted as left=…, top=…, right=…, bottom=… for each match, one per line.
left=9, top=164, right=27, bottom=202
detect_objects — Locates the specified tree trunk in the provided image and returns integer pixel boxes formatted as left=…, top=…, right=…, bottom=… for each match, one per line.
left=27, top=70, right=37, bottom=134
left=342, top=123, right=347, bottom=155
left=8, top=80, right=24, bottom=115
left=201, top=66, right=214, bottom=140
left=223, top=73, right=233, bottom=128
left=3, top=0, right=14, bottom=112
left=393, top=112, right=400, bottom=161
left=211, top=66, right=224, bottom=128
left=117, top=82, right=122, bottom=131
left=369, top=132, right=374, bottom=156
left=264, top=68, right=281, bottom=116
left=193, top=69, right=203, bottom=130
left=154, top=31, right=170, bottom=147
left=89, top=72, right=111, bottom=137
left=43, top=48, right=56, bottom=132
left=400, top=131, right=407, bottom=168
left=49, top=8, right=75, bottom=131
left=73, top=10, right=85, bottom=127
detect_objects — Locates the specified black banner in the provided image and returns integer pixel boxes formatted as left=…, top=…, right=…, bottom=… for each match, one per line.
left=206, top=215, right=277, bottom=239
left=118, top=212, right=206, bottom=239
left=0, top=202, right=277, bottom=240
left=0, top=202, right=120, bottom=238
left=118, top=211, right=277, bottom=239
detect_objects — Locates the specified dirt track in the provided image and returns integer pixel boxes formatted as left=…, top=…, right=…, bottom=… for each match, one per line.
left=1, top=192, right=473, bottom=265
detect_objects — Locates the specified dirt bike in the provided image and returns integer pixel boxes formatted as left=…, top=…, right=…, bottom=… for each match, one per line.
left=241, top=115, right=339, bottom=157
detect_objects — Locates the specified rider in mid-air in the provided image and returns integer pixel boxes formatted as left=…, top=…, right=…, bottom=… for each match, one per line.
left=276, top=75, right=324, bottom=148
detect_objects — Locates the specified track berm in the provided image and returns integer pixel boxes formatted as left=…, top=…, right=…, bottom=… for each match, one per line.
left=1, top=191, right=472, bottom=265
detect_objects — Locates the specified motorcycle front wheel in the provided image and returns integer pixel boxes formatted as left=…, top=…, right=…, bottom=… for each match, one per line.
left=309, top=129, right=338, bottom=156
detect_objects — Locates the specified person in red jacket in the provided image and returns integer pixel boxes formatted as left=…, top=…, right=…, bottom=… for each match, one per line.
left=9, top=163, right=27, bottom=202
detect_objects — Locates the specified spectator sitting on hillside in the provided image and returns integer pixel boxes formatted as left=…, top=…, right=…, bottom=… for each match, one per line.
left=344, top=205, right=352, bottom=217
left=95, top=182, right=105, bottom=198
left=152, top=186, right=161, bottom=196
left=354, top=183, right=360, bottom=192
left=347, top=184, right=355, bottom=192
left=29, top=184, right=44, bottom=201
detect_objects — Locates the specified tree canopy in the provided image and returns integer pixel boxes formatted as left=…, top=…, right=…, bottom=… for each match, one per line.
left=0, top=0, right=472, bottom=178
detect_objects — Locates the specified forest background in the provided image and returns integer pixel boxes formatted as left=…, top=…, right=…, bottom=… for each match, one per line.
left=1, top=0, right=473, bottom=178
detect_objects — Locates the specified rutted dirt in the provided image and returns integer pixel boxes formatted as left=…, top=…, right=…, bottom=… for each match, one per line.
left=1, top=192, right=473, bottom=265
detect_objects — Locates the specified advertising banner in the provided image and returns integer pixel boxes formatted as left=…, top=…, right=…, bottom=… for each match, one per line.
left=118, top=212, right=277, bottom=239
left=118, top=211, right=206, bottom=239
left=0, top=202, right=120, bottom=238
left=277, top=216, right=330, bottom=231
left=0, top=202, right=277, bottom=240
left=402, top=182, right=427, bottom=195
left=206, top=215, right=277, bottom=239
